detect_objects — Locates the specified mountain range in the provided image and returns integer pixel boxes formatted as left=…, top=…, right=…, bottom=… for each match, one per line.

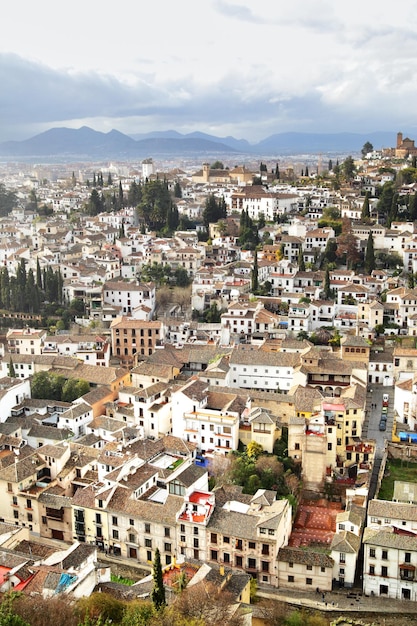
left=0, top=126, right=397, bottom=160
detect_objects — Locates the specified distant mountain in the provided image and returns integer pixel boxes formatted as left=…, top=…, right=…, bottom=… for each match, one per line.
left=130, top=130, right=252, bottom=153
left=0, top=126, right=398, bottom=159
left=255, top=131, right=396, bottom=154
left=0, top=127, right=238, bottom=159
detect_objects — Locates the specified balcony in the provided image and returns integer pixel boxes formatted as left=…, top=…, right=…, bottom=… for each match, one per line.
left=46, top=508, right=64, bottom=521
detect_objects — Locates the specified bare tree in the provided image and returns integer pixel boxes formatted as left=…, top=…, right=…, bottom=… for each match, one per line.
left=172, top=286, right=192, bottom=316
left=174, top=582, right=244, bottom=626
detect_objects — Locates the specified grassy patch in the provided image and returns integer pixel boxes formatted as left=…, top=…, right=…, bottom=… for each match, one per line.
left=378, top=458, right=417, bottom=501
left=110, top=574, right=134, bottom=586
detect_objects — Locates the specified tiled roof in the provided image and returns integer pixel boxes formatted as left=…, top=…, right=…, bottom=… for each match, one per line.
left=278, top=546, right=334, bottom=567
left=330, top=531, right=361, bottom=554
left=368, top=499, right=417, bottom=521
left=363, top=527, right=417, bottom=550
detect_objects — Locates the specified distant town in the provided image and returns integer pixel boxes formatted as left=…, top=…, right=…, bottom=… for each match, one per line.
left=0, top=130, right=417, bottom=623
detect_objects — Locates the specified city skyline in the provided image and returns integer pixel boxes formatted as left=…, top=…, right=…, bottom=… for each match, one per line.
left=1, top=0, right=417, bottom=144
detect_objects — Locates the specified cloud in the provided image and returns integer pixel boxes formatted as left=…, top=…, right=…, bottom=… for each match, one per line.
left=213, top=0, right=267, bottom=24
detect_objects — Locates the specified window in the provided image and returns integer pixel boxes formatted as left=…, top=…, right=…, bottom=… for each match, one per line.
left=289, top=562, right=293, bottom=568
left=164, top=527, right=170, bottom=538
left=13, top=510, right=18, bottom=519
left=288, top=575, right=294, bottom=583
left=27, top=513, right=33, bottom=522
left=339, top=553, right=346, bottom=564
left=223, top=536, right=230, bottom=543
left=145, top=538, right=152, bottom=548
left=369, top=565, right=375, bottom=575
left=381, top=566, right=388, bottom=577
left=261, top=561, right=269, bottom=572
left=224, top=553, right=230, bottom=563
left=380, top=584, right=388, bottom=595
left=369, top=548, right=376, bottom=558
left=129, top=518, right=134, bottom=526
left=26, top=499, right=32, bottom=510
left=164, top=543, right=171, bottom=552
left=306, top=564, right=312, bottom=571
left=96, top=513, right=102, bottom=524
left=382, top=550, right=388, bottom=560
left=12, top=496, right=17, bottom=506
left=321, top=567, right=325, bottom=573
left=249, top=542, right=256, bottom=549
left=211, top=533, right=218, bottom=544
left=211, top=550, right=218, bottom=561
left=248, top=558, right=256, bottom=569
left=112, top=529, right=119, bottom=540
left=236, top=556, right=243, bottom=567
left=306, top=578, right=313, bottom=585
left=112, top=516, right=118, bottom=526
left=145, top=523, right=151, bottom=533
left=147, top=550, right=152, bottom=561
left=405, top=552, right=411, bottom=563
left=193, top=538, right=199, bottom=548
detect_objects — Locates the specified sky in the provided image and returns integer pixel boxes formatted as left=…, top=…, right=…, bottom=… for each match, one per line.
left=1, top=0, right=417, bottom=144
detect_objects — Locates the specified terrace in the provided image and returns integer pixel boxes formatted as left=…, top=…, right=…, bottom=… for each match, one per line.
left=177, top=491, right=215, bottom=525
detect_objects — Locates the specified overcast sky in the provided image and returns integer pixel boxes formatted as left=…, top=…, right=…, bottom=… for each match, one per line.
left=1, top=0, right=417, bottom=143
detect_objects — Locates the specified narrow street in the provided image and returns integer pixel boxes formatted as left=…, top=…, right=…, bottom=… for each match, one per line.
left=363, top=383, right=393, bottom=499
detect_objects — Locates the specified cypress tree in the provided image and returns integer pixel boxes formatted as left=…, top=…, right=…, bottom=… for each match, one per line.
left=298, top=248, right=306, bottom=272
left=8, top=357, right=16, bottom=378
left=365, top=232, right=375, bottom=274
left=251, top=249, right=259, bottom=293
left=151, top=547, right=166, bottom=610
left=361, top=192, right=370, bottom=221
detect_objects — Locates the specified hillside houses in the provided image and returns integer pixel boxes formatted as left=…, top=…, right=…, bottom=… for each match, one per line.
left=4, top=153, right=417, bottom=606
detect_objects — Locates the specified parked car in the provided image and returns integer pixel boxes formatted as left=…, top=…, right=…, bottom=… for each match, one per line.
left=380, top=413, right=387, bottom=421
left=382, top=406, right=388, bottom=414
left=379, top=420, right=387, bottom=431
left=383, top=393, right=389, bottom=406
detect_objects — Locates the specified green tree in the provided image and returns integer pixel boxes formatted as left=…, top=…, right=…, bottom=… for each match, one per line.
left=211, top=161, right=224, bottom=169
left=323, top=268, right=332, bottom=299
left=377, top=181, right=395, bottom=221
left=8, top=357, right=16, bottom=378
left=361, top=141, right=373, bottom=157
left=342, top=155, right=355, bottom=180
left=251, top=249, right=259, bottom=293
left=27, top=189, right=38, bottom=212
left=274, top=163, right=280, bottom=179
left=365, top=232, right=375, bottom=274
left=61, top=379, right=90, bottom=403
left=408, top=192, right=417, bottom=221
left=173, top=181, right=182, bottom=198
left=0, top=593, right=30, bottom=626
left=107, top=172, right=113, bottom=186
left=0, top=184, right=17, bottom=217
left=202, top=194, right=227, bottom=229
left=137, top=180, right=173, bottom=231
left=151, top=548, right=166, bottom=610
left=128, top=181, right=141, bottom=207
left=361, top=192, right=370, bottom=221
left=297, top=248, right=305, bottom=272
left=87, top=189, right=103, bottom=216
